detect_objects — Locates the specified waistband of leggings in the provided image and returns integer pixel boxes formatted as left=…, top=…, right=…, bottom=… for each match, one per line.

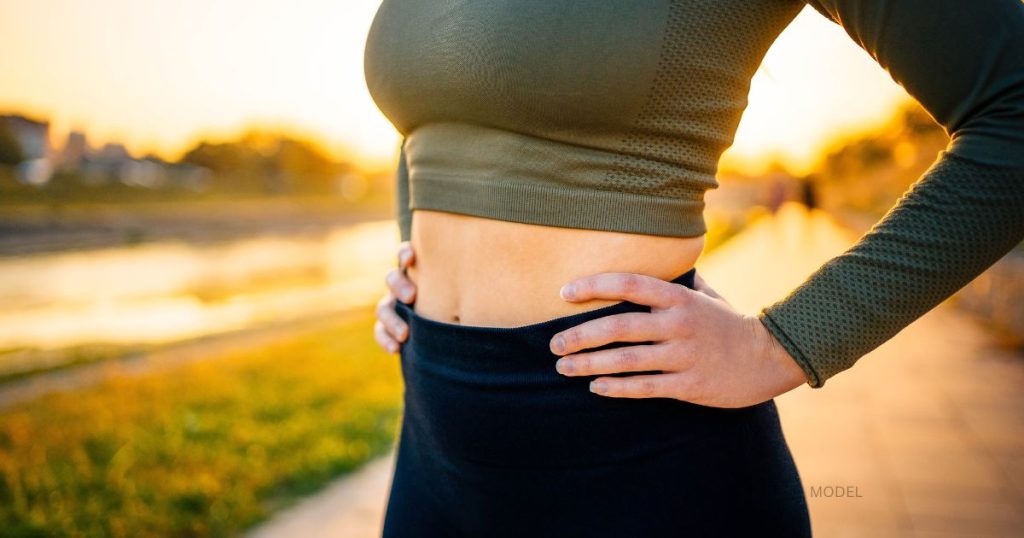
left=393, top=267, right=697, bottom=370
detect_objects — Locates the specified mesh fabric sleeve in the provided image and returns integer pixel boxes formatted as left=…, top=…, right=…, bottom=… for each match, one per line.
left=759, top=0, right=1024, bottom=387
left=396, top=137, right=412, bottom=242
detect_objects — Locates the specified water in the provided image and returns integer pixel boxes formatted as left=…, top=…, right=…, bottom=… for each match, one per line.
left=0, top=220, right=399, bottom=351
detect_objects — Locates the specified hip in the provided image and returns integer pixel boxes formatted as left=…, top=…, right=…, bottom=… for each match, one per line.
left=392, top=268, right=784, bottom=469
left=387, top=282, right=811, bottom=537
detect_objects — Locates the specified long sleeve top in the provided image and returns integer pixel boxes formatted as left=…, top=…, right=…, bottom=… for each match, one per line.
left=759, top=0, right=1024, bottom=386
left=365, top=0, right=1024, bottom=387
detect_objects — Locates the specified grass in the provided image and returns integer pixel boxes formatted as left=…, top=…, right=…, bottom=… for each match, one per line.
left=0, top=307, right=403, bottom=538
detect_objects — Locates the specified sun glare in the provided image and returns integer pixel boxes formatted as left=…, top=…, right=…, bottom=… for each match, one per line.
left=0, top=1, right=910, bottom=174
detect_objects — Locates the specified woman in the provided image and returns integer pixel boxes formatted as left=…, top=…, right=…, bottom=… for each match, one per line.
left=364, top=0, right=1024, bottom=536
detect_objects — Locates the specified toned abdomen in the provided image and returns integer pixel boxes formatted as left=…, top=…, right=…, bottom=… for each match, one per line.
left=407, top=209, right=704, bottom=327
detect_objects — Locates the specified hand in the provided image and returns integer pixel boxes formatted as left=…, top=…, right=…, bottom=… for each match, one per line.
left=549, top=271, right=810, bottom=408
left=373, top=241, right=417, bottom=354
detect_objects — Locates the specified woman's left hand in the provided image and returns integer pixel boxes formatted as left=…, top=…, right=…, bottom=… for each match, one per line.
left=550, top=271, right=809, bottom=408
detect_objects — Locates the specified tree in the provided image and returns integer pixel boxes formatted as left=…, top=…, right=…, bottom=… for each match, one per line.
left=180, top=141, right=249, bottom=174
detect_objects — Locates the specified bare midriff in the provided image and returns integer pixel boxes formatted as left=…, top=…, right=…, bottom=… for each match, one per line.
left=407, top=209, right=705, bottom=327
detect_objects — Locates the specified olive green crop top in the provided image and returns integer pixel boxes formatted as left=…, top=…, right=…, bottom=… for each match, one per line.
left=364, top=0, right=1024, bottom=387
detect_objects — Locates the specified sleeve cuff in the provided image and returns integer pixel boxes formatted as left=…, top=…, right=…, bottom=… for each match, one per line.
left=758, top=309, right=825, bottom=388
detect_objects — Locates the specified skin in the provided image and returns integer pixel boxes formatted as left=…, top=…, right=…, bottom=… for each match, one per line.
left=374, top=209, right=809, bottom=409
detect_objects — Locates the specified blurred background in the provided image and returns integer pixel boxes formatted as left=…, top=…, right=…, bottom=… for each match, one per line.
left=0, top=1, right=1020, bottom=537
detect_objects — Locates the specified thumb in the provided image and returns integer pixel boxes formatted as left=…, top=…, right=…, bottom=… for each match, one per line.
left=692, top=272, right=727, bottom=303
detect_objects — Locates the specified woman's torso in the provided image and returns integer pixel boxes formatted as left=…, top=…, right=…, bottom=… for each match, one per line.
left=407, top=209, right=704, bottom=327
left=365, top=0, right=804, bottom=326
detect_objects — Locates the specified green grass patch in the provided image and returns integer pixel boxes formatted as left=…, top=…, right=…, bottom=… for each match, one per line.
left=0, top=307, right=403, bottom=537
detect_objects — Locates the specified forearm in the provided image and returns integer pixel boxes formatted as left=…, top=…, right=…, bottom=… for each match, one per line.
left=759, top=153, right=1024, bottom=387
left=768, top=0, right=1024, bottom=387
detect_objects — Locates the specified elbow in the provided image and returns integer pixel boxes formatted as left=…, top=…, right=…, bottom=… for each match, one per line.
left=946, top=62, right=1024, bottom=170
left=947, top=129, right=1024, bottom=170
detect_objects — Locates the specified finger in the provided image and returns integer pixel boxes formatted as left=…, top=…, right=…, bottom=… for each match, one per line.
left=375, top=292, right=395, bottom=314
left=550, top=312, right=667, bottom=355
left=374, top=320, right=400, bottom=353
left=376, top=297, right=409, bottom=342
left=385, top=268, right=416, bottom=303
left=692, top=272, right=709, bottom=293
left=589, top=372, right=679, bottom=399
left=555, top=343, right=677, bottom=377
left=560, top=272, right=687, bottom=310
left=376, top=290, right=395, bottom=307
left=397, top=241, right=416, bottom=269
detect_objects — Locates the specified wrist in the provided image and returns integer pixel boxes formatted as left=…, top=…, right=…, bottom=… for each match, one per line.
left=748, top=314, right=810, bottom=389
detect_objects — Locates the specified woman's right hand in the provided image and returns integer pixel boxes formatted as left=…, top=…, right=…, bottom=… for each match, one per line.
left=374, top=241, right=417, bottom=354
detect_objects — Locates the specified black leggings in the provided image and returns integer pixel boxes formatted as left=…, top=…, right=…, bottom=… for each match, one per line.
left=383, top=268, right=811, bottom=537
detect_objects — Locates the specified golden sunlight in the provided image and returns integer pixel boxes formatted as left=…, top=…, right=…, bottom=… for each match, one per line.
left=0, top=1, right=910, bottom=174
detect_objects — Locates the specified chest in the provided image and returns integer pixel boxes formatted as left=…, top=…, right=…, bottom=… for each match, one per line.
left=364, top=0, right=673, bottom=134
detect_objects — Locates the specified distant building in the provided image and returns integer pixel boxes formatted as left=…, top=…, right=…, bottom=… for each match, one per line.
left=0, top=114, right=55, bottom=186
left=2, top=113, right=212, bottom=191
left=59, top=130, right=90, bottom=171
left=0, top=114, right=51, bottom=160
left=93, top=142, right=130, bottom=162
left=79, top=142, right=133, bottom=185
left=169, top=162, right=212, bottom=192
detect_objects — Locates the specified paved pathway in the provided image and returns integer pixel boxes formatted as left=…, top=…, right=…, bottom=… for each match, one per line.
left=246, top=204, right=1024, bottom=538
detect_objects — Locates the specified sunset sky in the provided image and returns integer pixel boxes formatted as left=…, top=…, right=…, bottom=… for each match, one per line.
left=0, top=0, right=913, bottom=175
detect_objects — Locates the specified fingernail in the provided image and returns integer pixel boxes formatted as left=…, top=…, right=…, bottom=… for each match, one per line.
left=552, top=335, right=565, bottom=354
left=559, top=284, right=575, bottom=300
left=399, top=249, right=410, bottom=265
left=399, top=286, right=413, bottom=302
left=555, top=358, right=573, bottom=374
left=387, top=342, right=398, bottom=353
left=590, top=380, right=607, bottom=393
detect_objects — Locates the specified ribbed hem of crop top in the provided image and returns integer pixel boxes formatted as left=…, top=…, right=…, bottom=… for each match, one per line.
left=411, top=174, right=706, bottom=238
left=396, top=122, right=713, bottom=238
